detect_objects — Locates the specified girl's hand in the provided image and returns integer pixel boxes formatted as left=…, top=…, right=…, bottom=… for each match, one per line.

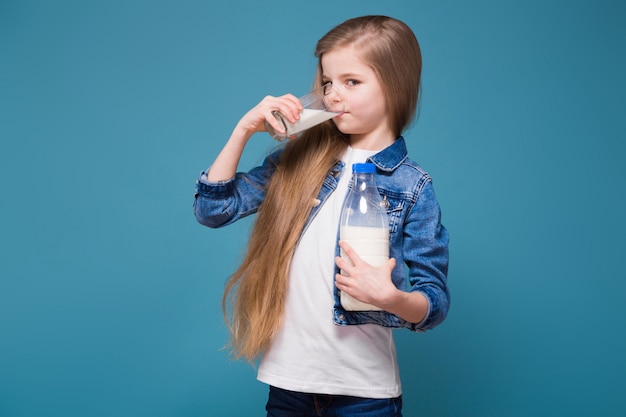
left=335, top=240, right=398, bottom=308
left=206, top=93, right=302, bottom=182
left=235, top=94, right=303, bottom=139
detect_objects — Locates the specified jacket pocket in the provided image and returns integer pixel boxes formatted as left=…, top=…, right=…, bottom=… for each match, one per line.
left=379, top=192, right=404, bottom=234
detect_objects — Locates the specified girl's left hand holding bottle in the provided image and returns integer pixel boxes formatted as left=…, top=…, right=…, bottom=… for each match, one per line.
left=206, top=94, right=302, bottom=183
left=335, top=241, right=430, bottom=324
left=335, top=241, right=398, bottom=308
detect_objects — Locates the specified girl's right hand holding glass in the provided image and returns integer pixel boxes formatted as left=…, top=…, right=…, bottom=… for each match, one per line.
left=236, top=94, right=303, bottom=139
left=206, top=94, right=301, bottom=183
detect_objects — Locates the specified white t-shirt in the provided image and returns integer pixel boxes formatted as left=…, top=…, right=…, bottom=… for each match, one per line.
left=257, top=147, right=401, bottom=398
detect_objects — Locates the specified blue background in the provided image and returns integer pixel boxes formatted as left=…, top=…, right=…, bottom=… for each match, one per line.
left=1, top=1, right=625, bottom=416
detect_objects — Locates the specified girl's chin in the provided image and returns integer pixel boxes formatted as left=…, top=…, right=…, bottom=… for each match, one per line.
left=332, top=122, right=351, bottom=135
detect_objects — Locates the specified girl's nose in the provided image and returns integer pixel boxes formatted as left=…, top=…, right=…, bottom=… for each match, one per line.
left=323, top=84, right=344, bottom=110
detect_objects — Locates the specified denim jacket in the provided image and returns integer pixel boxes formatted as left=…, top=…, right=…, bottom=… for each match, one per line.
left=194, top=137, right=449, bottom=332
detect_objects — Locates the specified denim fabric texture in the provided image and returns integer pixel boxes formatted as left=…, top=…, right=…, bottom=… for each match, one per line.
left=266, top=386, right=403, bottom=417
left=194, top=137, right=450, bottom=331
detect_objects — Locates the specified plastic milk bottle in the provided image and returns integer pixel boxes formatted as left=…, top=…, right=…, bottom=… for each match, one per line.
left=339, top=163, right=389, bottom=311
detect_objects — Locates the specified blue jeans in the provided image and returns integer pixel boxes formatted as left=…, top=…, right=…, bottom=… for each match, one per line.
left=266, top=386, right=403, bottom=417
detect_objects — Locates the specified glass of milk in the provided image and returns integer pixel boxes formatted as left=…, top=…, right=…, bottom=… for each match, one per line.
left=265, top=83, right=343, bottom=140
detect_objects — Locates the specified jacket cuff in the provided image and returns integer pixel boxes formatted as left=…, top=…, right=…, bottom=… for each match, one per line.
left=411, top=287, right=448, bottom=332
left=408, top=291, right=432, bottom=331
left=195, top=171, right=236, bottom=199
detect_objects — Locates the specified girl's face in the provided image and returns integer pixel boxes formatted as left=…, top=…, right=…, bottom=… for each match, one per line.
left=321, top=44, right=394, bottom=150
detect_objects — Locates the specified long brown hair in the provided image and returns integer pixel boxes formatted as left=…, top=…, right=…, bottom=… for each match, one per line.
left=222, top=15, right=423, bottom=362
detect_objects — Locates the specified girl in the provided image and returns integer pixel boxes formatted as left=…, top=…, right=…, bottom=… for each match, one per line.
left=194, top=15, right=449, bottom=417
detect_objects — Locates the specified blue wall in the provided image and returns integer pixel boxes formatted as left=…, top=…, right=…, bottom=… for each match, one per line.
left=1, top=1, right=624, bottom=416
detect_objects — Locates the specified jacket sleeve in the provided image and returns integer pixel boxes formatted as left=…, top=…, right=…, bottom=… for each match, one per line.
left=403, top=179, right=450, bottom=331
left=193, top=150, right=281, bottom=228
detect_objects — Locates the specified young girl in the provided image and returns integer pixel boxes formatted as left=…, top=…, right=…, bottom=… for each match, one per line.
left=194, top=15, right=449, bottom=417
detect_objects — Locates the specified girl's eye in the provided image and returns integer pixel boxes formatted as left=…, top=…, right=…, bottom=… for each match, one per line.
left=346, top=79, right=360, bottom=87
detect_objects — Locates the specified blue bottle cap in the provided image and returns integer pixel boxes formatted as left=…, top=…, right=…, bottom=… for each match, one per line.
left=352, top=163, right=375, bottom=173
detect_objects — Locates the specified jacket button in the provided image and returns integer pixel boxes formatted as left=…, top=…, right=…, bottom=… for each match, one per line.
left=339, top=314, right=345, bottom=321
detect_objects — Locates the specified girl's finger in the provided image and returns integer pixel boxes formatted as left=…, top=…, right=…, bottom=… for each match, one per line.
left=262, top=110, right=286, bottom=136
left=338, top=240, right=363, bottom=266
left=273, top=95, right=302, bottom=123
left=335, top=256, right=352, bottom=274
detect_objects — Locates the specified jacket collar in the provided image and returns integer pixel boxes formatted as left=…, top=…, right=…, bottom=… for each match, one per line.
left=368, top=136, right=408, bottom=172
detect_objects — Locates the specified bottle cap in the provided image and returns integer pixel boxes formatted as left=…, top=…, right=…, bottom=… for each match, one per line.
left=352, top=163, right=375, bottom=173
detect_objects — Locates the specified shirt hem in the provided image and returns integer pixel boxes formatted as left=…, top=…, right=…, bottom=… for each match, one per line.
left=257, top=371, right=402, bottom=399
